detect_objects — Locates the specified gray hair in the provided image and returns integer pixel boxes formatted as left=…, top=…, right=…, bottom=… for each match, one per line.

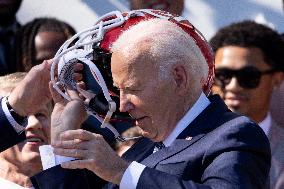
left=112, top=18, right=208, bottom=89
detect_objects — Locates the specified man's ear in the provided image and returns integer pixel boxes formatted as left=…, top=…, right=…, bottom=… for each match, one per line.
left=172, top=64, right=188, bottom=95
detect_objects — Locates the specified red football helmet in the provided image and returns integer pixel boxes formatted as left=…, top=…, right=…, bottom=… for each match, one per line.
left=50, top=9, right=215, bottom=141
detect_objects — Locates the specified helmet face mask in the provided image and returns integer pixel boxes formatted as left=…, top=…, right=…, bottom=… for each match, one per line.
left=50, top=9, right=214, bottom=141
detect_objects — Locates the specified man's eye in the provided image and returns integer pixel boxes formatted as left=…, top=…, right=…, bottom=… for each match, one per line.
left=129, top=89, right=141, bottom=92
left=35, top=113, right=47, bottom=119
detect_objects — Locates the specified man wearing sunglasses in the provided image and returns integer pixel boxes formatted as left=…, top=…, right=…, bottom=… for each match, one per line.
left=210, top=20, right=284, bottom=189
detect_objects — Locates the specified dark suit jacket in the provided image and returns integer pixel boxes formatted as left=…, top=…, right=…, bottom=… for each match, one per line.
left=0, top=97, right=26, bottom=152
left=31, top=95, right=271, bottom=189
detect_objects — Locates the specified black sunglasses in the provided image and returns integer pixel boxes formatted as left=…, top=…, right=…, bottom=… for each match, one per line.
left=214, top=66, right=276, bottom=89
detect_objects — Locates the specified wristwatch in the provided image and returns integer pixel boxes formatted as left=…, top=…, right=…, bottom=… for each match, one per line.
left=5, top=96, right=28, bottom=126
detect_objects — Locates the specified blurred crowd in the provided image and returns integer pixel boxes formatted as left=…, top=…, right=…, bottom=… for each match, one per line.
left=0, top=0, right=284, bottom=189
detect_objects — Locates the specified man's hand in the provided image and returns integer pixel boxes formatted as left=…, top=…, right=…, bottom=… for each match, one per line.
left=8, top=60, right=52, bottom=116
left=49, top=82, right=87, bottom=144
left=53, top=129, right=130, bottom=185
left=8, top=59, right=83, bottom=116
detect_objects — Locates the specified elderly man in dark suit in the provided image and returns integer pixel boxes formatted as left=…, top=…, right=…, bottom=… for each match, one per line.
left=29, top=10, right=271, bottom=189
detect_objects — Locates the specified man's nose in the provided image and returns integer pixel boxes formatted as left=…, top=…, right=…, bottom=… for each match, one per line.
left=25, top=115, right=42, bottom=131
left=119, top=92, right=134, bottom=112
left=225, top=77, right=242, bottom=91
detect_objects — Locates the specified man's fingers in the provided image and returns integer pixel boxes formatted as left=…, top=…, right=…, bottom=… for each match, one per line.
left=77, top=87, right=95, bottom=100
left=54, top=148, right=88, bottom=159
left=74, top=63, right=84, bottom=72
left=49, top=81, right=65, bottom=104
left=61, top=159, right=92, bottom=170
left=31, top=59, right=53, bottom=76
left=59, top=129, right=96, bottom=141
left=45, top=59, right=53, bottom=71
left=74, top=73, right=83, bottom=81
left=66, top=88, right=81, bottom=101
left=52, top=138, right=86, bottom=149
left=77, top=82, right=89, bottom=100
left=77, top=81, right=86, bottom=90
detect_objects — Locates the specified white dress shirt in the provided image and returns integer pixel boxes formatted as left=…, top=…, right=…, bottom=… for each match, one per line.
left=120, top=92, right=210, bottom=189
left=1, top=97, right=25, bottom=134
left=0, top=177, right=34, bottom=189
left=258, top=113, right=272, bottom=136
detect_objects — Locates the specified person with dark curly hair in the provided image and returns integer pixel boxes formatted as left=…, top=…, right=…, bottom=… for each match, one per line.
left=15, top=18, right=76, bottom=72
left=210, top=20, right=284, bottom=189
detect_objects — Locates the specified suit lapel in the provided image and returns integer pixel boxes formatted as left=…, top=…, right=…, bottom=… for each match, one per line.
left=140, top=95, right=231, bottom=168
left=141, top=134, right=205, bottom=168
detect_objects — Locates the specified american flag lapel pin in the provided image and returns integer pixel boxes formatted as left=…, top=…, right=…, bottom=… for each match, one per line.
left=185, top=136, right=193, bottom=140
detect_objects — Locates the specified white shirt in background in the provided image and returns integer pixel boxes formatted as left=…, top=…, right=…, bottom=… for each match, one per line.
left=0, top=177, right=34, bottom=189
left=258, top=113, right=272, bottom=136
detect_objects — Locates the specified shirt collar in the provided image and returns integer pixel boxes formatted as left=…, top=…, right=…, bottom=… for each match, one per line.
left=258, top=112, right=272, bottom=136
left=163, top=92, right=210, bottom=147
